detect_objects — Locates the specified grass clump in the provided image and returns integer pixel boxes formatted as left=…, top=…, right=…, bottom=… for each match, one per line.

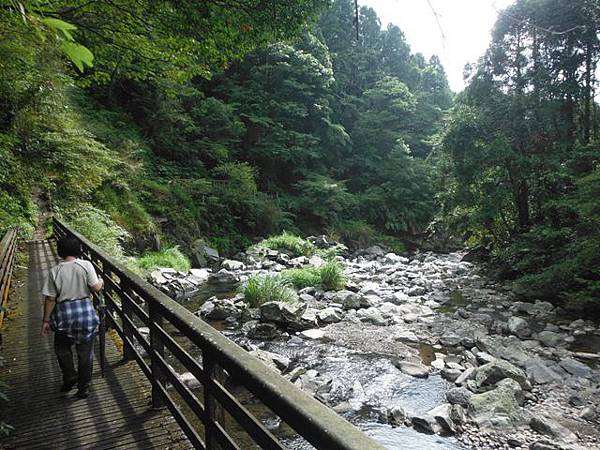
left=319, top=260, right=346, bottom=291
left=259, top=232, right=315, bottom=257
left=239, top=275, right=298, bottom=307
left=281, top=260, right=347, bottom=291
left=281, top=267, right=321, bottom=289
left=131, top=247, right=191, bottom=274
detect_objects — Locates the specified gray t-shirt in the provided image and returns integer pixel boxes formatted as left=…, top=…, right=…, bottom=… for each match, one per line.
left=42, top=259, right=99, bottom=303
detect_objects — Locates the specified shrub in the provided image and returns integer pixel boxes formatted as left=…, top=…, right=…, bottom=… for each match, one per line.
left=319, top=260, right=346, bottom=291
left=60, top=204, right=129, bottom=258
left=316, top=243, right=348, bottom=260
left=131, top=247, right=191, bottom=275
left=376, top=234, right=406, bottom=254
left=259, top=232, right=315, bottom=257
left=239, top=275, right=297, bottom=307
left=328, top=220, right=376, bottom=249
left=281, top=267, right=321, bottom=289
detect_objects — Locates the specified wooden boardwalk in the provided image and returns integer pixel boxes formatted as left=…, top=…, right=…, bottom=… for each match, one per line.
left=0, top=240, right=191, bottom=450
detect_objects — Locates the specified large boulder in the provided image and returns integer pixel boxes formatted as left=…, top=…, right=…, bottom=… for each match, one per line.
left=529, top=415, right=578, bottom=443
left=197, top=298, right=241, bottom=321
left=525, top=358, right=562, bottom=385
left=508, top=316, right=531, bottom=338
left=466, top=378, right=523, bottom=427
left=475, top=359, right=528, bottom=390
left=260, top=301, right=306, bottom=325
left=190, top=239, right=220, bottom=268
left=558, top=358, right=592, bottom=378
left=221, top=259, right=245, bottom=271
left=395, top=360, right=429, bottom=379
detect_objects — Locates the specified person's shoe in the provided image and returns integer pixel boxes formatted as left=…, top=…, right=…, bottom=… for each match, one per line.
left=60, top=379, right=78, bottom=393
left=75, top=389, right=89, bottom=399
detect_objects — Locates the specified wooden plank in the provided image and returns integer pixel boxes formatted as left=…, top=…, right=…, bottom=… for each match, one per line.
left=0, top=240, right=191, bottom=450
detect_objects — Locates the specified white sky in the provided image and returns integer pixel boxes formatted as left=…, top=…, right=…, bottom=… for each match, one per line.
left=361, top=0, right=515, bottom=92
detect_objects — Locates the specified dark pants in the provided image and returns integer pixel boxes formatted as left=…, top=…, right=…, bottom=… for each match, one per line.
left=54, top=332, right=95, bottom=391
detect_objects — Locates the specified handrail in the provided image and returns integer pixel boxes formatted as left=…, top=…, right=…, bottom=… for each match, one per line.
left=0, top=228, right=18, bottom=329
left=52, top=218, right=384, bottom=450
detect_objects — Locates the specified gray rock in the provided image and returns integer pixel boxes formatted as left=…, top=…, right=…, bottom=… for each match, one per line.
left=525, top=358, right=562, bottom=384
left=395, top=360, right=429, bottom=378
left=317, top=307, right=343, bottom=324
left=442, top=368, right=462, bottom=382
left=198, top=299, right=240, bottom=320
left=356, top=307, right=387, bottom=326
left=440, top=333, right=463, bottom=347
left=245, top=322, right=280, bottom=340
left=475, top=359, right=528, bottom=390
left=411, top=414, right=441, bottom=434
left=537, top=330, right=563, bottom=347
left=529, top=415, right=577, bottom=443
left=446, top=387, right=473, bottom=406
left=221, top=259, right=245, bottom=271
left=260, top=301, right=306, bottom=324
left=466, top=378, right=523, bottom=426
left=300, top=329, right=326, bottom=340
left=559, top=357, right=592, bottom=378
left=427, top=403, right=456, bottom=434
left=407, top=285, right=427, bottom=297
left=455, top=367, right=475, bottom=386
left=508, top=316, right=531, bottom=337
left=190, top=239, right=219, bottom=267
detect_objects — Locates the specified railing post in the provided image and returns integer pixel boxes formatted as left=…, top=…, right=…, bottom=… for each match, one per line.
left=203, top=349, right=218, bottom=450
left=120, top=281, right=136, bottom=362
left=149, top=301, right=166, bottom=409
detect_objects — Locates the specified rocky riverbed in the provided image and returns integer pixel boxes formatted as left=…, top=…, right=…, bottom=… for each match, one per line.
left=149, top=241, right=600, bottom=450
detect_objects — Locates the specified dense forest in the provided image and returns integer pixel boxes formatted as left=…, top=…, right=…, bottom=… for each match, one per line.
left=1, top=0, right=599, bottom=308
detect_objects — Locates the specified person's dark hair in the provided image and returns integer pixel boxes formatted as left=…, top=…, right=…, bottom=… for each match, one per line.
left=57, top=237, right=81, bottom=258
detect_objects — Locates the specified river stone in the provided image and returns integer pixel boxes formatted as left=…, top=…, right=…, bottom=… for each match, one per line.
left=411, top=414, right=441, bottom=434
left=308, top=255, right=325, bottom=267
left=427, top=403, right=456, bottom=434
left=260, top=301, right=306, bottom=324
left=466, top=378, right=523, bottom=426
left=395, top=360, right=429, bottom=378
left=384, top=253, right=409, bottom=264
left=300, top=329, right=326, bottom=340
left=395, top=330, right=420, bottom=343
left=446, top=387, right=472, bottom=406
left=508, top=316, right=531, bottom=337
left=475, top=359, right=528, bottom=390
left=356, top=307, right=387, bottom=326
left=525, top=358, right=562, bottom=384
left=188, top=268, right=210, bottom=284
left=245, top=322, right=280, bottom=340
left=221, top=259, right=245, bottom=271
left=190, top=239, right=219, bottom=267
left=537, top=330, right=563, bottom=347
left=407, top=285, right=427, bottom=297
left=317, top=307, right=343, bottom=324
left=559, top=358, right=592, bottom=378
left=442, top=367, right=462, bottom=382
left=529, top=415, right=578, bottom=443
left=455, top=367, right=475, bottom=386
left=198, top=299, right=240, bottom=320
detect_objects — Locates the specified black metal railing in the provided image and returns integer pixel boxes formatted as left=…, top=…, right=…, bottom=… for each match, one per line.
left=0, top=228, right=18, bottom=329
left=53, top=218, right=384, bottom=450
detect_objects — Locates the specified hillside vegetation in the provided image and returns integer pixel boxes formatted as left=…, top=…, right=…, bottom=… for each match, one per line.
left=1, top=0, right=599, bottom=308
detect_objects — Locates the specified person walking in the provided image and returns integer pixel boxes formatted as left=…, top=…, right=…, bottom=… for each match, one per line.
left=40, top=236, right=104, bottom=398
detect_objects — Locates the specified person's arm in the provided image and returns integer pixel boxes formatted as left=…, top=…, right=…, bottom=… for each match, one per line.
left=84, top=260, right=103, bottom=292
left=41, top=295, right=56, bottom=336
left=41, top=270, right=58, bottom=337
left=90, top=278, right=104, bottom=293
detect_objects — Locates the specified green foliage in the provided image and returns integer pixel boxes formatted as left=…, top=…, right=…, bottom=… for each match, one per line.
left=59, top=204, right=129, bottom=258
left=328, top=220, right=377, bottom=249
left=239, top=275, right=298, bottom=307
left=131, top=247, right=191, bottom=275
left=259, top=232, right=316, bottom=257
left=281, top=267, right=321, bottom=289
left=319, top=260, right=346, bottom=291
left=281, top=260, right=346, bottom=290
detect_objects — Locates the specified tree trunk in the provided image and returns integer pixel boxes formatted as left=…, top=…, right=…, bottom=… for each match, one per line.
left=583, top=40, right=593, bottom=144
left=516, top=179, right=530, bottom=232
